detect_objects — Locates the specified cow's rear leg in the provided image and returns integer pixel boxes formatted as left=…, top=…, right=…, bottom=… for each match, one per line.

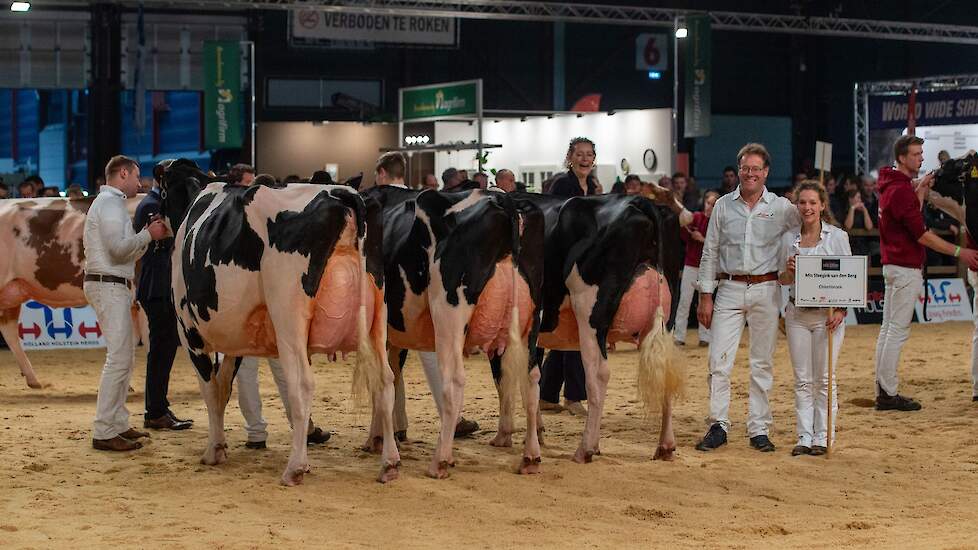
left=198, top=354, right=238, bottom=466
left=279, top=343, right=315, bottom=486
left=653, top=398, right=677, bottom=461
left=427, top=306, right=470, bottom=479
left=519, top=365, right=543, bottom=474
left=490, top=362, right=514, bottom=448
left=363, top=347, right=403, bottom=454
left=0, top=306, right=42, bottom=388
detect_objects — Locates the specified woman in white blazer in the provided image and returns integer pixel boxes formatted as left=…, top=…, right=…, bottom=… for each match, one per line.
left=778, top=181, right=851, bottom=456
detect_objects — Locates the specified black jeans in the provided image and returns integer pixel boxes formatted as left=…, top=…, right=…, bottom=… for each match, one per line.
left=539, top=350, right=587, bottom=403
left=140, top=298, right=179, bottom=420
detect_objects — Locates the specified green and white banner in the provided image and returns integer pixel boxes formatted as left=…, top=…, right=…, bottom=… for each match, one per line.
left=401, top=81, right=478, bottom=121
left=683, top=15, right=711, bottom=138
left=203, top=40, right=242, bottom=149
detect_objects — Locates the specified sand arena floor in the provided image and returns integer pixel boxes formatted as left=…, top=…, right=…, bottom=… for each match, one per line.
left=2, top=322, right=978, bottom=549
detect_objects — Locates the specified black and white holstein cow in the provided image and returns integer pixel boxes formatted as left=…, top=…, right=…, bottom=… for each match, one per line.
left=158, top=159, right=398, bottom=485
left=361, top=185, right=544, bottom=478
left=511, top=191, right=685, bottom=463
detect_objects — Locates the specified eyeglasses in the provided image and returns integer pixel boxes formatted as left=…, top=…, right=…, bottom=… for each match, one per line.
left=738, top=165, right=766, bottom=175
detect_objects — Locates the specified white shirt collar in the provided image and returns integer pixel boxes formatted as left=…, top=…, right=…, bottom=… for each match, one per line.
left=99, top=185, right=126, bottom=199
left=731, top=185, right=773, bottom=205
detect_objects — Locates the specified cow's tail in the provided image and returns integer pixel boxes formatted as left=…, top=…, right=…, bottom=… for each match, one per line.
left=637, top=270, right=684, bottom=417
left=352, top=211, right=384, bottom=410
left=499, top=202, right=529, bottom=416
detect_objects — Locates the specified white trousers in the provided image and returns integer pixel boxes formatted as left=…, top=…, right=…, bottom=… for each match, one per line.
left=237, top=356, right=305, bottom=443
left=392, top=351, right=445, bottom=433
left=785, top=303, right=842, bottom=447
left=85, top=281, right=137, bottom=440
left=707, top=280, right=779, bottom=437
left=874, top=265, right=921, bottom=397
left=674, top=266, right=711, bottom=344
left=968, top=271, right=978, bottom=398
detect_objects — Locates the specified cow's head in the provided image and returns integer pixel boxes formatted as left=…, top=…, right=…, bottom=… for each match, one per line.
left=157, top=158, right=217, bottom=234
left=932, top=153, right=978, bottom=237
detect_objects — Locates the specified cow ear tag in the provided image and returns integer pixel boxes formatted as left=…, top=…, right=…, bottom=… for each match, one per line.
left=970, top=166, right=978, bottom=179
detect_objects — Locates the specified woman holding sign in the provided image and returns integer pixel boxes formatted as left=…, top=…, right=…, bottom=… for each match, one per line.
left=779, top=181, right=850, bottom=456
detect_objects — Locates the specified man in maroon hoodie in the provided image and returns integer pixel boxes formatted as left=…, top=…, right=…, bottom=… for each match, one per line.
left=874, top=135, right=978, bottom=411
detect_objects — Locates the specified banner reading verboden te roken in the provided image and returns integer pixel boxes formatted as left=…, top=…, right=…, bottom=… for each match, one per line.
left=203, top=40, right=242, bottom=150
left=683, top=14, right=711, bottom=138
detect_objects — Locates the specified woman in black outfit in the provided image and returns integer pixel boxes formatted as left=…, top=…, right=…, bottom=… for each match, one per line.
left=540, top=137, right=599, bottom=416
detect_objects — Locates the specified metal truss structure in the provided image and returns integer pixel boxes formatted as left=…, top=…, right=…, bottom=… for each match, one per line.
left=30, top=0, right=978, bottom=45
left=854, top=73, right=978, bottom=175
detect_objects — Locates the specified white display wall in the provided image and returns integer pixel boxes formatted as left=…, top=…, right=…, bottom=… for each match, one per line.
left=433, top=108, right=673, bottom=190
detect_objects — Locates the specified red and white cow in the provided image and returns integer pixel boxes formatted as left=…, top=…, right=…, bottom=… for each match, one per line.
left=0, top=196, right=144, bottom=388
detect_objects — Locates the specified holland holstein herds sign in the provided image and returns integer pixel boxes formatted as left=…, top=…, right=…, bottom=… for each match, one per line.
left=794, top=255, right=868, bottom=308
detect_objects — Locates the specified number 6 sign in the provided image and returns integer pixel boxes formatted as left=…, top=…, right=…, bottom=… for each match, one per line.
left=635, top=33, right=668, bottom=71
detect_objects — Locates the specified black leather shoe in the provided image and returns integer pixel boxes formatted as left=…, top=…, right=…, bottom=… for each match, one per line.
left=144, top=414, right=193, bottom=431
left=307, top=427, right=331, bottom=445
left=749, top=434, right=776, bottom=452
left=167, top=411, right=194, bottom=424
left=454, top=417, right=480, bottom=437
left=876, top=391, right=922, bottom=411
left=695, top=423, right=727, bottom=451
left=245, top=440, right=266, bottom=450
left=791, top=445, right=811, bottom=456
left=809, top=445, right=827, bottom=456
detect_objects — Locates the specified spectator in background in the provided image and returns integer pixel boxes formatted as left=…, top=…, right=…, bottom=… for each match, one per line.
left=688, top=176, right=703, bottom=209
left=422, top=173, right=440, bottom=190
left=441, top=167, right=461, bottom=190
left=675, top=190, right=718, bottom=348
left=24, top=175, right=44, bottom=195
left=720, top=166, right=738, bottom=195
left=18, top=181, right=35, bottom=198
left=283, top=174, right=302, bottom=184
left=42, top=187, right=61, bottom=197
left=227, top=163, right=256, bottom=186
left=67, top=184, right=85, bottom=199
left=138, top=176, right=154, bottom=193
left=794, top=172, right=808, bottom=186
left=938, top=150, right=951, bottom=166
left=310, top=170, right=334, bottom=185
left=658, top=175, right=673, bottom=192
left=458, top=169, right=469, bottom=182
left=492, top=169, right=516, bottom=193
left=623, top=174, right=642, bottom=195
left=673, top=172, right=698, bottom=210
left=0, top=181, right=9, bottom=199
left=843, top=189, right=872, bottom=232
left=473, top=172, right=489, bottom=189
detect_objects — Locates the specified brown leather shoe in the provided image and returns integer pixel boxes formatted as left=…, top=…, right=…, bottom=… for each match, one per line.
left=93, top=435, right=142, bottom=451
left=144, top=414, right=193, bottom=431
left=119, top=428, right=150, bottom=440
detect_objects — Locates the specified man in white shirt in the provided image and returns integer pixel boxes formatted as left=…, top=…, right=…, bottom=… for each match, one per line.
left=85, top=155, right=167, bottom=451
left=694, top=143, right=800, bottom=453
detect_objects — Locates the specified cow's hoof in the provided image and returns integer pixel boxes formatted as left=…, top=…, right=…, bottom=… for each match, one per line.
left=281, top=464, right=310, bottom=487
left=360, top=435, right=383, bottom=454
left=25, top=378, right=43, bottom=389
left=572, top=448, right=595, bottom=464
left=200, top=443, right=228, bottom=466
left=377, top=461, right=401, bottom=483
left=518, top=456, right=542, bottom=475
left=653, top=445, right=677, bottom=461
left=489, top=432, right=513, bottom=448
left=427, top=460, right=452, bottom=479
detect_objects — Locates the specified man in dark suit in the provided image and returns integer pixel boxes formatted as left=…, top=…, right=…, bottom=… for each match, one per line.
left=133, top=171, right=193, bottom=431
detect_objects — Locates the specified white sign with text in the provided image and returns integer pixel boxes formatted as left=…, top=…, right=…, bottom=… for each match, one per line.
left=795, top=255, right=868, bottom=308
left=17, top=301, right=105, bottom=349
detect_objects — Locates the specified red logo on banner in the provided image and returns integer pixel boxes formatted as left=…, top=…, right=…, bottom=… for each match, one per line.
left=19, top=323, right=41, bottom=339
left=78, top=322, right=102, bottom=339
left=298, top=10, right=319, bottom=30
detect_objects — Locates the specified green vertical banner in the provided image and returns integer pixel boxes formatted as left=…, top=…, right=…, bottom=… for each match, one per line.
left=683, top=15, right=711, bottom=138
left=203, top=40, right=242, bottom=149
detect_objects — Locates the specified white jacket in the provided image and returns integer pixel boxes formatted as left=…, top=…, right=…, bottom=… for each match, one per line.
left=83, top=185, right=151, bottom=280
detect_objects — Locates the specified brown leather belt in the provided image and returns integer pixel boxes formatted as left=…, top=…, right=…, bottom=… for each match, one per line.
left=84, top=273, right=132, bottom=289
left=717, top=272, right=778, bottom=285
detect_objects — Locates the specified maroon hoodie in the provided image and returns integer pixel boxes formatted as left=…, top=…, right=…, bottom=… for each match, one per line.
left=877, top=166, right=927, bottom=268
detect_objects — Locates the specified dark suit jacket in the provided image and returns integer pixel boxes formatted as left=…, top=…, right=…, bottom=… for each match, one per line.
left=133, top=188, right=173, bottom=303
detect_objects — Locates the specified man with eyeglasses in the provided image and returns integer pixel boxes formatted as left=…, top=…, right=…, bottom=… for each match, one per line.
left=694, top=143, right=800, bottom=453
